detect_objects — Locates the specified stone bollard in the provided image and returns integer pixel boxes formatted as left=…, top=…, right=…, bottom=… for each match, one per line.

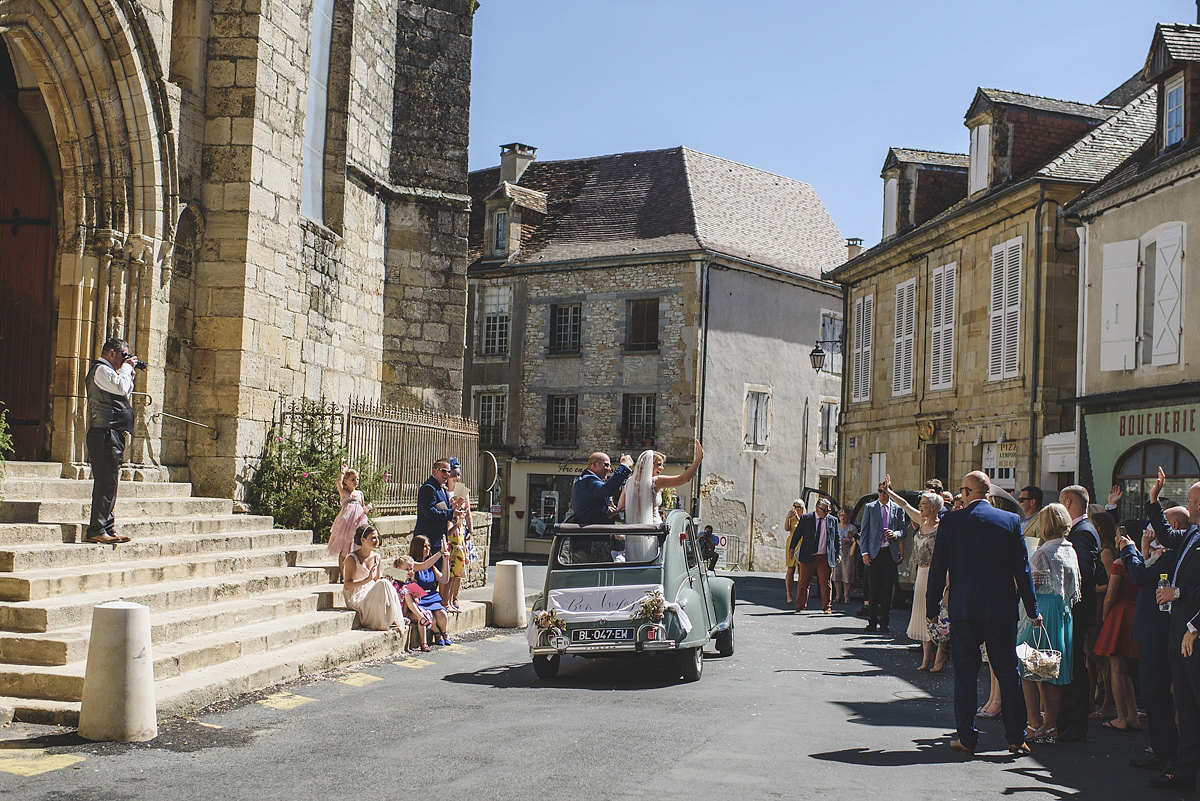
left=492, top=560, right=527, bottom=628
left=78, top=601, right=157, bottom=742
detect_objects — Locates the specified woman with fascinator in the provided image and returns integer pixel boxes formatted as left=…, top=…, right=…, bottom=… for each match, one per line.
left=617, top=440, right=705, bottom=539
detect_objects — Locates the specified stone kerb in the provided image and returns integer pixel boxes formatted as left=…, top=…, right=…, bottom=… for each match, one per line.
left=372, top=511, right=490, bottom=589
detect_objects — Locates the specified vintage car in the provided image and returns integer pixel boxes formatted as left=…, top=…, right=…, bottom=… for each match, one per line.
left=527, top=510, right=735, bottom=682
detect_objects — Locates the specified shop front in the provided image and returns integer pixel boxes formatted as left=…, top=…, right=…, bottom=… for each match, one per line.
left=1084, top=402, right=1200, bottom=521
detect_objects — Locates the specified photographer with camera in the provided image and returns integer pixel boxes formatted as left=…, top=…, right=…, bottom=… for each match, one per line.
left=84, top=336, right=143, bottom=544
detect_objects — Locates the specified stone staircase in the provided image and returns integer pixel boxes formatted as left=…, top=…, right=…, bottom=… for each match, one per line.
left=0, top=461, right=485, bottom=725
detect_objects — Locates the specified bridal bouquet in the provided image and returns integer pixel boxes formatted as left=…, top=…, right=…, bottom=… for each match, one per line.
left=631, top=589, right=668, bottom=622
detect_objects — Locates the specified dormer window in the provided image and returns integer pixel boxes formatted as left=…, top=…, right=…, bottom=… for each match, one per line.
left=493, top=209, right=508, bottom=254
left=969, top=123, right=990, bottom=194
left=882, top=177, right=898, bottom=238
left=1165, top=73, right=1184, bottom=147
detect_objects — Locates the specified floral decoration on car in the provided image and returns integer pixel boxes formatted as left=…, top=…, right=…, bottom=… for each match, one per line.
left=631, top=589, right=667, bottom=622
left=533, top=609, right=567, bottom=632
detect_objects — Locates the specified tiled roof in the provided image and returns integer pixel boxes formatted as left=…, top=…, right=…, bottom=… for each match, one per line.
left=886, top=148, right=969, bottom=169
left=1097, top=71, right=1153, bottom=107
left=1039, top=87, right=1158, bottom=182
left=467, top=147, right=844, bottom=278
left=484, top=181, right=548, bottom=214
left=1157, top=23, right=1200, bottom=64
left=973, top=88, right=1116, bottom=121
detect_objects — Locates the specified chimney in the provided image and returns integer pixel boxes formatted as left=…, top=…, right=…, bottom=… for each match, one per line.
left=846, top=238, right=864, bottom=260
left=500, top=143, right=537, bottom=184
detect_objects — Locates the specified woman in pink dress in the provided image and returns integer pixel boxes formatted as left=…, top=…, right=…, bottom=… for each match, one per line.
left=327, top=465, right=371, bottom=560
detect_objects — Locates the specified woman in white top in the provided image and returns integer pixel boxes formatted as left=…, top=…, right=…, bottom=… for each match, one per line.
left=342, top=525, right=407, bottom=633
left=619, top=440, right=705, bottom=526
left=884, top=475, right=947, bottom=672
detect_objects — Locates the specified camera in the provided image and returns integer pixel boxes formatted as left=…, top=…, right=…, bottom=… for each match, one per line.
left=133, top=359, right=148, bottom=371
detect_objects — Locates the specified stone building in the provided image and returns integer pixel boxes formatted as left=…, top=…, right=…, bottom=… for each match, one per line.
left=0, top=0, right=473, bottom=497
left=827, top=81, right=1153, bottom=502
left=1066, top=23, right=1200, bottom=518
left=463, top=144, right=846, bottom=569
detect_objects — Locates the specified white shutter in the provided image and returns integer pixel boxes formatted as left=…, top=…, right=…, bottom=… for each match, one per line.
left=883, top=177, right=898, bottom=238
left=930, top=263, right=956, bottom=390
left=1152, top=224, right=1183, bottom=366
left=1099, top=240, right=1139, bottom=371
left=969, top=124, right=990, bottom=194
left=852, top=294, right=873, bottom=402
left=988, top=243, right=1005, bottom=380
left=892, top=279, right=915, bottom=396
left=861, top=294, right=873, bottom=401
left=1002, top=237, right=1022, bottom=379
left=851, top=297, right=863, bottom=402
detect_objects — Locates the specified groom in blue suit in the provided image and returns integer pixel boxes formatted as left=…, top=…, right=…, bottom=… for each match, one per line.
left=926, top=470, right=1040, bottom=756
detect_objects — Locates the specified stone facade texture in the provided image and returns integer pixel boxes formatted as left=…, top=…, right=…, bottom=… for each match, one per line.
left=0, top=0, right=473, bottom=497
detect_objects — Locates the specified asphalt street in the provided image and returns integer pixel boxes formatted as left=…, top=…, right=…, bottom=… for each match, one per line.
left=0, top=572, right=1179, bottom=800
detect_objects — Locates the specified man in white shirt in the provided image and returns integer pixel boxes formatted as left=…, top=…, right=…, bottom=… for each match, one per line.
left=84, top=338, right=137, bottom=544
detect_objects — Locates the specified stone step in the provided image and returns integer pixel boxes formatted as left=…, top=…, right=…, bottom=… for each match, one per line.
left=0, top=545, right=333, bottom=601
left=0, top=477, right=194, bottom=501
left=0, top=695, right=78, bottom=726
left=0, top=587, right=325, bottom=666
left=0, top=529, right=318, bottom=572
left=0, top=496, right=232, bottom=524
left=1, top=462, right=62, bottom=480
left=49, top=514, right=278, bottom=543
left=0, top=565, right=330, bottom=632
left=0, top=523, right=69, bottom=546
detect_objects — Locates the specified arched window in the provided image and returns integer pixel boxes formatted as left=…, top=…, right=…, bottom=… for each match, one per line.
left=1112, top=439, right=1200, bottom=520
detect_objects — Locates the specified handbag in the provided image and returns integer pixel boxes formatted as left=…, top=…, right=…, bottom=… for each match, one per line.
left=927, top=606, right=951, bottom=646
left=1017, top=625, right=1062, bottom=681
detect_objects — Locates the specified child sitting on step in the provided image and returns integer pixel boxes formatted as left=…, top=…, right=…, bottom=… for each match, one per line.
left=393, top=555, right=436, bottom=652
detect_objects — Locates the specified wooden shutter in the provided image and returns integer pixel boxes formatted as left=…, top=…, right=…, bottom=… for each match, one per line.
left=930, top=263, right=956, bottom=390
left=988, top=243, right=1005, bottom=380
left=853, top=294, right=874, bottom=402
left=1002, top=238, right=1022, bottom=378
left=1099, top=240, right=1139, bottom=371
left=892, top=279, right=915, bottom=396
left=1152, top=224, right=1183, bottom=366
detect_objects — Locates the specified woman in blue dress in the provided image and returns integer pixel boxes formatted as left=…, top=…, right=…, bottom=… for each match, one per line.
left=1018, top=503, right=1081, bottom=744
left=408, top=534, right=452, bottom=646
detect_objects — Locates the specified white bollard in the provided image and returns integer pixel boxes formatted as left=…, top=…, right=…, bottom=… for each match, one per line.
left=78, top=601, right=157, bottom=742
left=492, top=560, right=528, bottom=628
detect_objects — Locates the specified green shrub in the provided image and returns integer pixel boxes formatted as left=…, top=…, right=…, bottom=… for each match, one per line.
left=0, top=408, right=12, bottom=500
left=245, top=402, right=388, bottom=543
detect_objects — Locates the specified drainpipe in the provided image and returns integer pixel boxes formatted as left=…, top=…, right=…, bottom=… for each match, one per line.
left=694, top=258, right=714, bottom=519
left=1028, top=185, right=1046, bottom=489
left=800, top=397, right=810, bottom=495
left=747, top=457, right=757, bottom=570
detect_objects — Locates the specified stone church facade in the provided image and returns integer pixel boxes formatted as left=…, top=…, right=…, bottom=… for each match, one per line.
left=0, top=0, right=474, bottom=497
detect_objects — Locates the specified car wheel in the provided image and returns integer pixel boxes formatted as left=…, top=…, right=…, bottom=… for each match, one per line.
left=533, top=654, right=560, bottom=680
left=715, top=622, right=734, bottom=657
left=678, top=646, right=703, bottom=682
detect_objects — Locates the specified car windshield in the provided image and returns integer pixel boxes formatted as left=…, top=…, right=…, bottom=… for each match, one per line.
left=555, top=534, right=662, bottom=566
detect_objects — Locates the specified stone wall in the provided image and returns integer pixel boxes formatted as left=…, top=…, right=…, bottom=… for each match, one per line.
left=373, top=511, right=492, bottom=589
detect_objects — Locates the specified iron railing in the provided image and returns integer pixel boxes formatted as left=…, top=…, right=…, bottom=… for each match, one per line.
left=277, top=398, right=478, bottom=516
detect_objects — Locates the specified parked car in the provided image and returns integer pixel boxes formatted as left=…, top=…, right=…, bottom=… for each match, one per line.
left=528, top=509, right=735, bottom=682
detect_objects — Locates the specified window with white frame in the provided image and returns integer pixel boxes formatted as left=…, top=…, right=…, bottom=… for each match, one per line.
left=1166, top=74, right=1185, bottom=148
left=870, top=452, right=887, bottom=489
left=883, top=177, right=898, bottom=238
left=892, top=278, right=915, bottom=396
left=820, top=311, right=844, bottom=374
left=987, top=236, right=1022, bottom=381
left=1099, top=222, right=1184, bottom=371
left=819, top=402, right=837, bottom=452
left=549, top=304, right=582, bottom=354
left=743, top=387, right=770, bottom=450
left=480, top=286, right=510, bottom=357
left=545, top=395, right=578, bottom=447
left=969, top=123, right=991, bottom=194
left=493, top=209, right=508, bottom=254
left=476, top=390, right=507, bottom=446
left=930, top=262, right=957, bottom=390
left=851, top=294, right=874, bottom=403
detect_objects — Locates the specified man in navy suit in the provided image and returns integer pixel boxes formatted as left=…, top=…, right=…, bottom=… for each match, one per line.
left=926, top=470, right=1040, bottom=757
left=1146, top=469, right=1200, bottom=792
left=570, top=451, right=634, bottom=526
left=860, top=482, right=904, bottom=632
left=415, top=458, right=459, bottom=561
left=1056, top=484, right=1101, bottom=742
left=793, top=497, right=841, bottom=613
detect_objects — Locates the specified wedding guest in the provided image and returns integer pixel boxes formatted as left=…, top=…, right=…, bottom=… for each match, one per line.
left=341, top=525, right=406, bottom=633
left=884, top=476, right=947, bottom=671
left=784, top=499, right=806, bottom=605
left=327, top=464, right=371, bottom=561
left=1094, top=516, right=1141, bottom=732
left=408, top=535, right=452, bottom=646
left=833, top=509, right=858, bottom=605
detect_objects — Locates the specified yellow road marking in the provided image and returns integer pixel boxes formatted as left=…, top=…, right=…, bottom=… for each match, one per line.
left=0, top=749, right=85, bottom=776
left=393, top=658, right=434, bottom=669
left=484, top=634, right=509, bottom=642
left=256, top=691, right=316, bottom=710
left=337, top=672, right=383, bottom=687
left=439, top=644, right=474, bottom=654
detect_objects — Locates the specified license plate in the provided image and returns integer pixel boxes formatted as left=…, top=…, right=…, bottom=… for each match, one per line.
left=571, top=627, right=633, bottom=642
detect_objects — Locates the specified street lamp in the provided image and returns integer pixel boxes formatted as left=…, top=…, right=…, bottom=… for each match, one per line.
left=810, top=340, right=842, bottom=372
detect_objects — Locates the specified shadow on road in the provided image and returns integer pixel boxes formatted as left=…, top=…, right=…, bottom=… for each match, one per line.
left=442, top=651, right=724, bottom=692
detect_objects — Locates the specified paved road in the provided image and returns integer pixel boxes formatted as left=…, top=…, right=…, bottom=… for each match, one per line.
left=0, top=572, right=1171, bottom=800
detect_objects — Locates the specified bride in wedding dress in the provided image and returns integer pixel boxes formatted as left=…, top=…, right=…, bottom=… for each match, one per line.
left=620, top=439, right=705, bottom=526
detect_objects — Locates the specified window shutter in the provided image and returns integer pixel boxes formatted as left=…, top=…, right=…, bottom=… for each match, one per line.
left=1152, top=223, right=1183, bottom=366
left=851, top=297, right=863, bottom=402
left=1002, top=237, right=1022, bottom=378
left=892, top=280, right=915, bottom=396
left=988, top=244, right=1005, bottom=380
left=1099, top=240, right=1139, bottom=371
left=930, top=267, right=943, bottom=388
left=883, top=177, right=898, bottom=238
left=930, top=264, right=956, bottom=390
left=860, top=294, right=874, bottom=401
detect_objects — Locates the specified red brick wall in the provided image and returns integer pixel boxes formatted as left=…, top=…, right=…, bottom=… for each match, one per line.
left=914, top=168, right=968, bottom=227
left=1006, top=108, right=1099, bottom=180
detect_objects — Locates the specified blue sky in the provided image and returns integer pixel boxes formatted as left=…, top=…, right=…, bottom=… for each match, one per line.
left=468, top=0, right=1188, bottom=249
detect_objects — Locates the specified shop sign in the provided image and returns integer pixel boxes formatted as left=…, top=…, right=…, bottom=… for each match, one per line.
left=1119, top=408, right=1197, bottom=437
left=997, top=442, right=1018, bottom=469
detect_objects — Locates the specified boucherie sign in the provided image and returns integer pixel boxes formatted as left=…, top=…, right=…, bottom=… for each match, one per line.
left=1119, top=407, right=1197, bottom=437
